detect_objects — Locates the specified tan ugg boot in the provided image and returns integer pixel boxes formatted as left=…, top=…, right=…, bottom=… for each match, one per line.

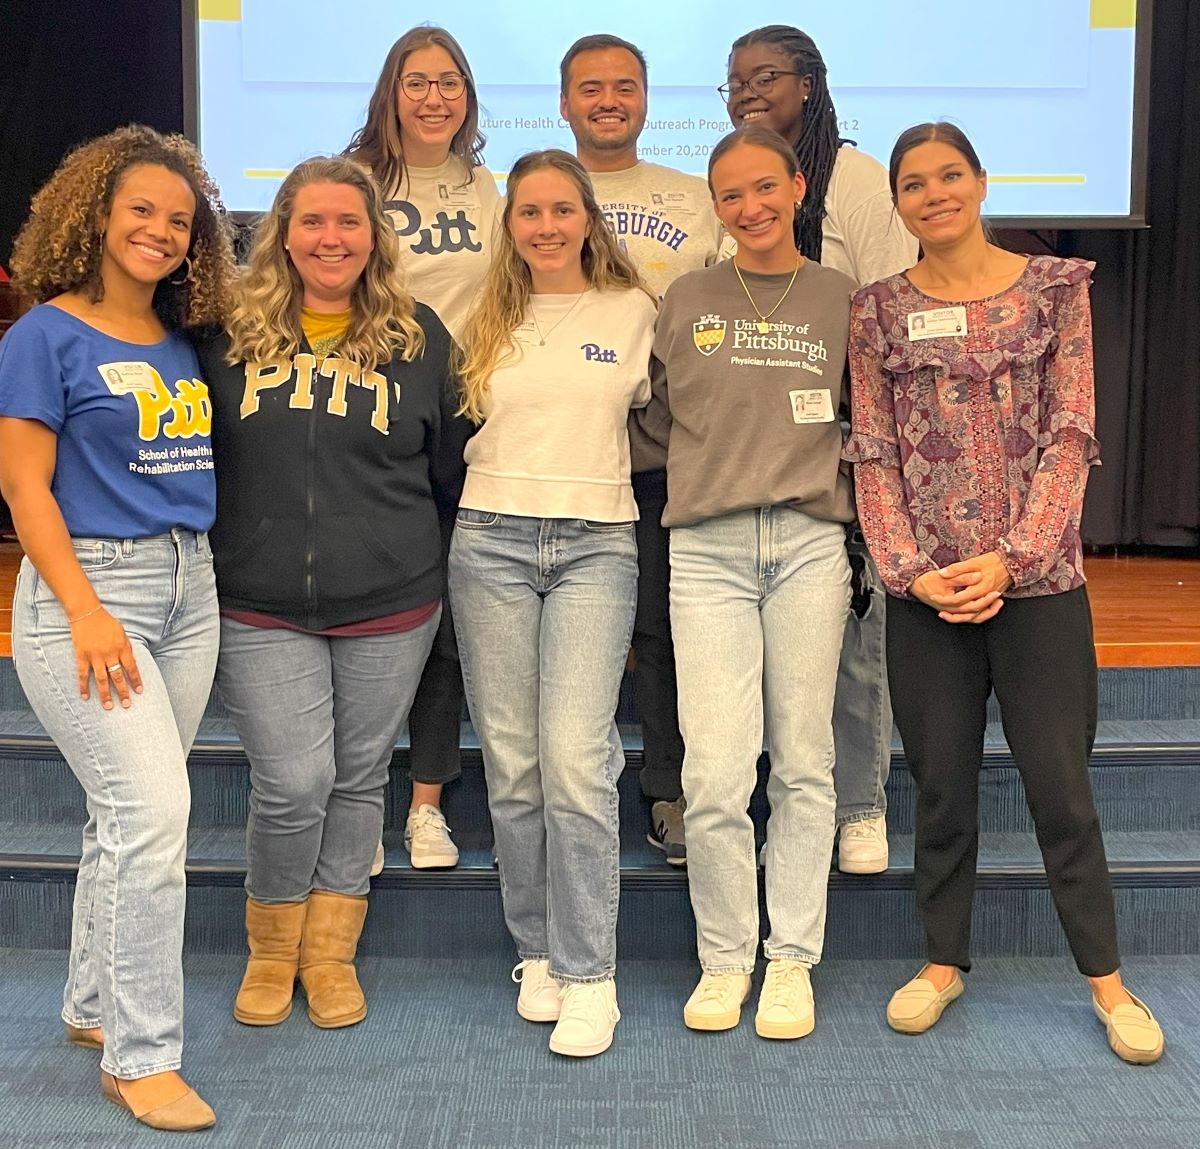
left=233, top=898, right=307, bottom=1026
left=298, top=890, right=369, bottom=1028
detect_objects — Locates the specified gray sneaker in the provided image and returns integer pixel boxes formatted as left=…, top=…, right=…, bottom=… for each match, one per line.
left=647, top=798, right=687, bottom=866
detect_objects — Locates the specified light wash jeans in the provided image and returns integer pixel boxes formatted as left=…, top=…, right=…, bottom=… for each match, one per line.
left=215, top=611, right=439, bottom=903
left=832, top=534, right=892, bottom=824
left=13, top=531, right=218, bottom=1079
left=670, top=507, right=850, bottom=972
left=449, top=511, right=636, bottom=984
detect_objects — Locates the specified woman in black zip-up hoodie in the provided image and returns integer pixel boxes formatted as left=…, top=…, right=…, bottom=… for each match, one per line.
left=198, top=156, right=469, bottom=1032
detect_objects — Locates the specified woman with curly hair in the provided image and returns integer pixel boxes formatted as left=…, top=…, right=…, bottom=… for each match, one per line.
left=0, top=125, right=234, bottom=1131
left=345, top=26, right=499, bottom=869
left=449, top=149, right=655, bottom=1058
left=196, top=156, right=469, bottom=1032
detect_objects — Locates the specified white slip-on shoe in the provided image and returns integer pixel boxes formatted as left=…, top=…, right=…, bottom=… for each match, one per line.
left=886, top=968, right=964, bottom=1034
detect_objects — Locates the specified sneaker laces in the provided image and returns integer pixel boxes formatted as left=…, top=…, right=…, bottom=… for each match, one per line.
left=511, top=960, right=543, bottom=985
left=842, top=819, right=879, bottom=842
left=409, top=806, right=451, bottom=839
left=760, top=963, right=810, bottom=1011
left=694, top=974, right=739, bottom=1006
left=559, top=983, right=612, bottom=1023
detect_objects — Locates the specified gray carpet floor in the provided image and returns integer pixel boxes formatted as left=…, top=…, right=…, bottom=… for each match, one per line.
left=0, top=950, right=1197, bottom=1149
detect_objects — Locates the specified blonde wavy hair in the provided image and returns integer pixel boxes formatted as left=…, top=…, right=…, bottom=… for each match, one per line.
left=224, top=156, right=424, bottom=370
left=10, top=124, right=234, bottom=328
left=456, top=149, right=651, bottom=423
left=344, top=25, right=485, bottom=197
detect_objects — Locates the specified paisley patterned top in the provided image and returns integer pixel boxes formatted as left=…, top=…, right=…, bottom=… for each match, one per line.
left=843, top=255, right=1099, bottom=599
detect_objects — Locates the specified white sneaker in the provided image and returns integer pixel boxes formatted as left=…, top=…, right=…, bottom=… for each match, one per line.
left=548, top=980, right=620, bottom=1057
left=404, top=804, right=459, bottom=869
left=512, top=959, right=561, bottom=1022
left=683, top=971, right=752, bottom=1031
left=370, top=839, right=385, bottom=877
left=755, top=960, right=815, bottom=1040
left=838, top=813, right=889, bottom=874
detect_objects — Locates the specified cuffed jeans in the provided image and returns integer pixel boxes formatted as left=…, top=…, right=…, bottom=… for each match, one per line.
left=449, top=511, right=636, bottom=983
left=215, top=611, right=439, bottom=903
left=833, top=534, right=892, bottom=824
left=13, top=531, right=218, bottom=1079
left=670, top=507, right=850, bottom=971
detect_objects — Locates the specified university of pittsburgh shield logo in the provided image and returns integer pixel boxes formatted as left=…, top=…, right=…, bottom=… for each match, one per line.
left=692, top=314, right=726, bottom=356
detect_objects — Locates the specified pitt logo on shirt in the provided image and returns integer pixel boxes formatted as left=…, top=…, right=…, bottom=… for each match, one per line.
left=581, top=343, right=619, bottom=364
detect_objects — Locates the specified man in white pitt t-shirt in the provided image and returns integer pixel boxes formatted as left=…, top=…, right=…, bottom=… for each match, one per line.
left=560, top=34, right=724, bottom=867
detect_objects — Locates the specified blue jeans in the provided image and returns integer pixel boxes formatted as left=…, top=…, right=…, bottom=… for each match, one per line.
left=832, top=536, right=892, bottom=824
left=670, top=508, right=850, bottom=971
left=12, top=531, right=218, bottom=1079
left=449, top=512, right=636, bottom=984
left=215, top=612, right=439, bottom=902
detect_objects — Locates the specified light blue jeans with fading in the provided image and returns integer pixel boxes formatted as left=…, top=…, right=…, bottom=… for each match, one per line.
left=449, top=511, right=636, bottom=984
left=215, top=611, right=439, bottom=902
left=13, top=531, right=218, bottom=1079
left=670, top=507, right=850, bottom=972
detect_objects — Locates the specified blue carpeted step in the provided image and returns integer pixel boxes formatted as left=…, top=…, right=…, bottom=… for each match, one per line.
left=4, top=720, right=1200, bottom=838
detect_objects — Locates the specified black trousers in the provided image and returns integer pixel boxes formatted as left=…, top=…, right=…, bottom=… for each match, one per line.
left=886, top=586, right=1119, bottom=976
left=631, top=469, right=685, bottom=801
left=407, top=520, right=464, bottom=788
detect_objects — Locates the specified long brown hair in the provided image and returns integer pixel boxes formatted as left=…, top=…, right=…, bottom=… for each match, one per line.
left=344, top=26, right=485, bottom=196
left=455, top=149, right=651, bottom=423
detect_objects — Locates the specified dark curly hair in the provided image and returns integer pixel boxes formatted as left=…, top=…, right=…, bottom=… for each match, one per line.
left=10, top=124, right=235, bottom=328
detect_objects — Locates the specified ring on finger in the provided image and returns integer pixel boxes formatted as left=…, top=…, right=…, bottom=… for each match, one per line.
left=106, top=664, right=123, bottom=673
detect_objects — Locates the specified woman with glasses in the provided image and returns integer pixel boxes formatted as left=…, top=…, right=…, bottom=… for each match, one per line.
left=722, top=24, right=917, bottom=878
left=345, top=27, right=498, bottom=872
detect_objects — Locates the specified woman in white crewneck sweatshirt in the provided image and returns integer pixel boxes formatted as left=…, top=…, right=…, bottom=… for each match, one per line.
left=345, top=26, right=500, bottom=871
left=449, top=149, right=656, bottom=1060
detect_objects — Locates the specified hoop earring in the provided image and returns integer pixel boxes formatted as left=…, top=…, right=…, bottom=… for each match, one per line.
left=167, top=255, right=193, bottom=287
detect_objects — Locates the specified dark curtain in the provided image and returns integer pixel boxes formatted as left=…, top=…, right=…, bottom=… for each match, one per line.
left=0, top=1, right=1197, bottom=544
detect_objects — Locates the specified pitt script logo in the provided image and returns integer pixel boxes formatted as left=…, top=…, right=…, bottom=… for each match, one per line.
left=385, top=201, right=482, bottom=256
left=99, top=361, right=211, bottom=440
left=581, top=343, right=619, bottom=364
left=692, top=314, right=727, bottom=356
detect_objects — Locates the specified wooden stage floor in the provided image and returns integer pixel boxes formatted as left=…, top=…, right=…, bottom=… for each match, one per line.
left=0, top=543, right=1197, bottom=667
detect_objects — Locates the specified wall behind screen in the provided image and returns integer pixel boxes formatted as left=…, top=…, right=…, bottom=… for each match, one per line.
left=0, top=0, right=1194, bottom=545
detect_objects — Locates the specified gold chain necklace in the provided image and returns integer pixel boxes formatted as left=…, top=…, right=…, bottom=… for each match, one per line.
left=529, top=292, right=587, bottom=346
left=733, top=257, right=803, bottom=334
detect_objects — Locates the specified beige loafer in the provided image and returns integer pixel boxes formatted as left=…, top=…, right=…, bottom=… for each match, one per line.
left=1093, top=991, right=1164, bottom=1065
left=886, top=969, right=964, bottom=1034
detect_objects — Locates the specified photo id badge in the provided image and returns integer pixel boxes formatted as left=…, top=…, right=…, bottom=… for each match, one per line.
left=907, top=306, right=968, bottom=341
left=789, top=389, right=835, bottom=425
left=98, top=361, right=158, bottom=394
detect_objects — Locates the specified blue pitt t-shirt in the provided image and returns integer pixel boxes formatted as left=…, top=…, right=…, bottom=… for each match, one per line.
left=0, top=304, right=215, bottom=538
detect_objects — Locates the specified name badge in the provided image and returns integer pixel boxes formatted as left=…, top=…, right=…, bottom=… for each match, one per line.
left=907, top=306, right=967, bottom=341
left=789, top=389, right=835, bottom=424
left=98, top=361, right=158, bottom=394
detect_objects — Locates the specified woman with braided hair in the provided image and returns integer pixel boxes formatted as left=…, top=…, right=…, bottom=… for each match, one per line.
left=723, top=25, right=917, bottom=876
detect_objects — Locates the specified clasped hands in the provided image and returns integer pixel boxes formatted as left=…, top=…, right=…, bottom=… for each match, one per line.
left=910, top=551, right=1013, bottom=624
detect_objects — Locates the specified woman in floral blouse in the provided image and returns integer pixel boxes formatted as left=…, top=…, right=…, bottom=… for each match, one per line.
left=844, top=122, right=1164, bottom=1064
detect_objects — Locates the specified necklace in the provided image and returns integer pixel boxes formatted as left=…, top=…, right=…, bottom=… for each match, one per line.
left=733, top=257, right=802, bottom=334
left=529, top=292, right=587, bottom=346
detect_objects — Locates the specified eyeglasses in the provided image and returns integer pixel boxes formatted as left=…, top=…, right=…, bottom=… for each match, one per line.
left=399, top=72, right=468, bottom=100
left=718, top=70, right=805, bottom=101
